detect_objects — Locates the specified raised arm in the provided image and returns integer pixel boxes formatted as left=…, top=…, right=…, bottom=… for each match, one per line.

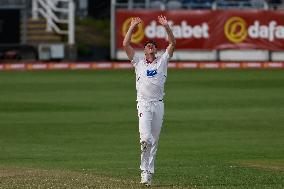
left=123, top=17, right=142, bottom=61
left=158, top=15, right=176, bottom=58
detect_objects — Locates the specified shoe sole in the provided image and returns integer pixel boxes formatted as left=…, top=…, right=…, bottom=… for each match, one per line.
left=140, top=182, right=151, bottom=186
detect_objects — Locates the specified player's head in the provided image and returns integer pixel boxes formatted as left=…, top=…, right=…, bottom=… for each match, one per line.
left=144, top=40, right=157, bottom=55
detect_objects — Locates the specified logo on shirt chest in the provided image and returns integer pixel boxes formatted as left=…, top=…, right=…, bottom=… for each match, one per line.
left=146, top=69, right=157, bottom=77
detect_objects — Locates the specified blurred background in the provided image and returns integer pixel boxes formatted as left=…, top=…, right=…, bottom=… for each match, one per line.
left=0, top=0, right=284, bottom=63
left=0, top=0, right=110, bottom=62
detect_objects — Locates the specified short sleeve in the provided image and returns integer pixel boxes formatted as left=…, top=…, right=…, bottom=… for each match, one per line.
left=161, top=50, right=170, bottom=61
left=131, top=53, right=142, bottom=67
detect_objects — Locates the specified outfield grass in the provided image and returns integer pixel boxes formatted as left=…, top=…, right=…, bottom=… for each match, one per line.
left=0, top=69, right=283, bottom=188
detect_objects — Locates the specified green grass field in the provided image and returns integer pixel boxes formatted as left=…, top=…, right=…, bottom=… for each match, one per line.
left=0, top=69, right=283, bottom=189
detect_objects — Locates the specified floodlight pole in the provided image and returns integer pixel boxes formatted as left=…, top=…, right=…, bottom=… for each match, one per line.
left=111, top=0, right=116, bottom=60
left=145, top=0, right=150, bottom=8
left=128, top=0, right=133, bottom=9
left=68, top=0, right=75, bottom=45
left=32, top=0, right=38, bottom=19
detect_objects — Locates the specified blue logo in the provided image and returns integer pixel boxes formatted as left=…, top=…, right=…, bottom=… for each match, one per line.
left=146, top=69, right=157, bottom=77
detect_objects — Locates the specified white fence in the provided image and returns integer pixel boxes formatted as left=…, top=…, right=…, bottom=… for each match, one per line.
left=32, top=0, right=75, bottom=45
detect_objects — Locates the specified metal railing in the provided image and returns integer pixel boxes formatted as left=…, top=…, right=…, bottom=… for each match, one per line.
left=32, top=0, right=75, bottom=45
left=115, top=0, right=272, bottom=10
left=0, top=0, right=26, bottom=5
left=214, top=0, right=269, bottom=10
left=0, top=0, right=27, bottom=9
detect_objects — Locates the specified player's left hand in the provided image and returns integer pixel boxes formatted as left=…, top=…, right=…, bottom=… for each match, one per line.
left=158, top=15, right=168, bottom=26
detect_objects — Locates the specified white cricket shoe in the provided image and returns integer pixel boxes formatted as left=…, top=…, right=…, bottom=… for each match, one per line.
left=140, top=170, right=152, bottom=186
left=140, top=170, right=147, bottom=184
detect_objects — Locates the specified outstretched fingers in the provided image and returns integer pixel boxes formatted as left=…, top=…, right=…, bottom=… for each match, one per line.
left=131, top=17, right=142, bottom=26
left=158, top=15, right=167, bottom=25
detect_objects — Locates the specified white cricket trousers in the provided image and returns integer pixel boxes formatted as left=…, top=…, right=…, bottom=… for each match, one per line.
left=137, top=100, right=164, bottom=174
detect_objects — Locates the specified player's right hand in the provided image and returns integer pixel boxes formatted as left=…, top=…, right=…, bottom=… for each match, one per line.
left=130, top=17, right=142, bottom=27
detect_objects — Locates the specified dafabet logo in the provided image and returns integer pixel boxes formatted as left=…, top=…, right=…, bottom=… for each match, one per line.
left=122, top=16, right=284, bottom=44
left=122, top=17, right=209, bottom=43
left=224, top=17, right=247, bottom=43
left=122, top=17, right=145, bottom=44
left=224, top=16, right=284, bottom=43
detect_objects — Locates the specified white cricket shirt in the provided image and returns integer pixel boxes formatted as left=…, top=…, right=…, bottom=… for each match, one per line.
left=131, top=50, right=170, bottom=102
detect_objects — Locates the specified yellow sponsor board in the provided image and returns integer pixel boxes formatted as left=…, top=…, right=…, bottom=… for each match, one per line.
left=122, top=17, right=145, bottom=44
left=224, top=16, right=284, bottom=43
left=224, top=17, right=248, bottom=43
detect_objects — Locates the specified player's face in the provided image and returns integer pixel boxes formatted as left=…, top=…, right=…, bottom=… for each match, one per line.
left=144, top=43, right=157, bottom=55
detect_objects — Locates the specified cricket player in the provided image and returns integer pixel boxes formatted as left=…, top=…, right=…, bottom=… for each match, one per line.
left=123, top=15, right=176, bottom=186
